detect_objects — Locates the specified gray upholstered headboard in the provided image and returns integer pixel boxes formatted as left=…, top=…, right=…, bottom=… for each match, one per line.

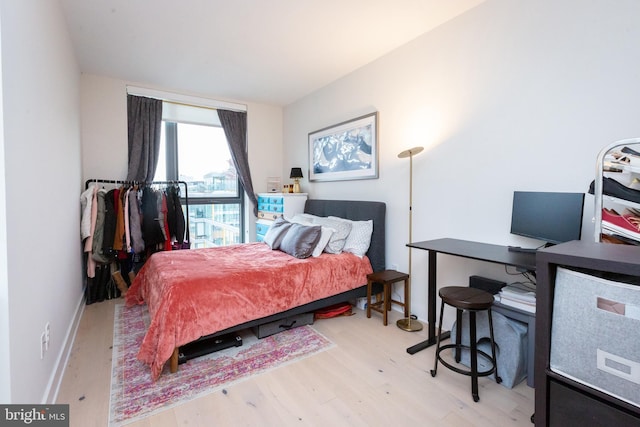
left=304, top=199, right=386, bottom=273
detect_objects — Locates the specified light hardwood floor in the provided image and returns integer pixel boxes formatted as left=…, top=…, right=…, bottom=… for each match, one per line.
left=56, top=298, right=534, bottom=426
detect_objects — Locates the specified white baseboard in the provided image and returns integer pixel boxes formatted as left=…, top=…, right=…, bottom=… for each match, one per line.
left=41, top=292, right=85, bottom=404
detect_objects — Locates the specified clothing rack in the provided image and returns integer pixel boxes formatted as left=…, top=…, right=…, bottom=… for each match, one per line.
left=85, top=178, right=190, bottom=243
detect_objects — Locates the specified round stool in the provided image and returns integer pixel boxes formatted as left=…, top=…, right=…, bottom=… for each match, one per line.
left=430, top=286, right=502, bottom=402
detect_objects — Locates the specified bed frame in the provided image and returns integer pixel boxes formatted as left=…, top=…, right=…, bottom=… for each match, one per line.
left=169, top=199, right=386, bottom=372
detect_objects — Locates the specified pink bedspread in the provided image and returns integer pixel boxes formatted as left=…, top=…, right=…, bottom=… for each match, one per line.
left=125, top=242, right=373, bottom=379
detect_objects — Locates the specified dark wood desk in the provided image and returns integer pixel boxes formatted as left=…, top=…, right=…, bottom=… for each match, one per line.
left=406, top=238, right=537, bottom=355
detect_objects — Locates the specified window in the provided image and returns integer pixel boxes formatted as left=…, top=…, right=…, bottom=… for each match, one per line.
left=154, top=103, right=244, bottom=248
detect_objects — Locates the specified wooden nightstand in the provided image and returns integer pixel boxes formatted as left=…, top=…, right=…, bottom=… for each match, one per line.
left=366, top=270, right=409, bottom=325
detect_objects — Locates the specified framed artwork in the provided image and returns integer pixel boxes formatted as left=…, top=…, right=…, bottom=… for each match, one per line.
left=308, top=112, right=378, bottom=182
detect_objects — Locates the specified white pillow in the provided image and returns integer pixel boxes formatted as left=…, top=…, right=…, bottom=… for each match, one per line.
left=312, top=226, right=334, bottom=257
left=290, top=213, right=319, bottom=223
left=337, top=218, right=373, bottom=258
left=313, top=216, right=352, bottom=254
left=289, top=217, right=313, bottom=227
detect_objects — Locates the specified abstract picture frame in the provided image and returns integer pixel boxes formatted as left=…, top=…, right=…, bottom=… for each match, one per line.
left=308, top=112, right=378, bottom=182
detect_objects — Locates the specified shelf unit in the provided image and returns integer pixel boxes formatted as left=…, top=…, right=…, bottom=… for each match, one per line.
left=593, top=137, right=640, bottom=243
left=535, top=241, right=640, bottom=426
left=255, top=193, right=307, bottom=242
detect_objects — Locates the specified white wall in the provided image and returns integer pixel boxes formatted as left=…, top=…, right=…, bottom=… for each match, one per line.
left=0, top=0, right=83, bottom=403
left=0, top=3, right=7, bottom=404
left=284, top=0, right=640, bottom=326
left=80, top=74, right=284, bottom=241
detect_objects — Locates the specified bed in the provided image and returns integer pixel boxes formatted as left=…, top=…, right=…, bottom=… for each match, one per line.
left=125, top=199, right=386, bottom=380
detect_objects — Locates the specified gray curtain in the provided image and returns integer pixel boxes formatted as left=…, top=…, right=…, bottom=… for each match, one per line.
left=126, top=95, right=163, bottom=182
left=217, top=109, right=258, bottom=216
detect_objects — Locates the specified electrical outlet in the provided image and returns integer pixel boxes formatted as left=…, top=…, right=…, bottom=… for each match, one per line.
left=45, top=322, right=50, bottom=350
left=40, top=332, right=46, bottom=359
left=40, top=323, right=51, bottom=359
left=390, top=263, right=398, bottom=271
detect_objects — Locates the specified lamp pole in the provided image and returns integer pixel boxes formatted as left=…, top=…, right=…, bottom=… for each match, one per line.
left=396, top=146, right=424, bottom=332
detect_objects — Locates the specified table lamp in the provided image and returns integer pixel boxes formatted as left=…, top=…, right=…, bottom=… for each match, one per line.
left=290, top=168, right=303, bottom=193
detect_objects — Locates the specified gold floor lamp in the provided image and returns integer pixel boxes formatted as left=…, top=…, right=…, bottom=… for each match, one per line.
left=396, top=146, right=424, bottom=332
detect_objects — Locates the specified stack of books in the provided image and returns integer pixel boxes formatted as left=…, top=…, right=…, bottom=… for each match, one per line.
left=496, top=283, right=536, bottom=313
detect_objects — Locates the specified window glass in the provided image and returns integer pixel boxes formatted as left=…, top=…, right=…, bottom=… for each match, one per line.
left=154, top=110, right=244, bottom=247
left=176, top=123, right=238, bottom=197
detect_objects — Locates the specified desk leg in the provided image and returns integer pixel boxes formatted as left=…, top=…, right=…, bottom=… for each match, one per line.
left=527, top=316, right=535, bottom=388
left=407, top=250, right=450, bottom=354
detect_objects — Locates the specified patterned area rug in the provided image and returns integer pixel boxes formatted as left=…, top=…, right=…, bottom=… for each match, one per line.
left=109, top=303, right=334, bottom=426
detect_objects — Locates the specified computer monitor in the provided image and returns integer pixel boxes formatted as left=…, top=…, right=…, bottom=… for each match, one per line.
left=510, top=191, right=585, bottom=246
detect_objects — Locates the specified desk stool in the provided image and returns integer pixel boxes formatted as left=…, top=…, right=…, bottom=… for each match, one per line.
left=430, top=286, right=502, bottom=402
left=366, top=270, right=409, bottom=326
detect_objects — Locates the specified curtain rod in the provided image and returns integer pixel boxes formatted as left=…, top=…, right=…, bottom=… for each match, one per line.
left=126, top=85, right=247, bottom=112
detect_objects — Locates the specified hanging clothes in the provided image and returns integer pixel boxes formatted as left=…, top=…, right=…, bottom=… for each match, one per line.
left=165, top=186, right=177, bottom=241
left=166, top=185, right=186, bottom=245
left=161, top=193, right=172, bottom=252
left=81, top=184, right=99, bottom=278
left=128, top=188, right=145, bottom=254
left=123, top=187, right=132, bottom=254
left=141, top=186, right=165, bottom=247
left=81, top=179, right=190, bottom=305
left=113, top=186, right=126, bottom=253
left=80, top=184, right=96, bottom=240
left=92, top=189, right=111, bottom=264
left=156, top=189, right=168, bottom=244
left=102, top=189, right=117, bottom=258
